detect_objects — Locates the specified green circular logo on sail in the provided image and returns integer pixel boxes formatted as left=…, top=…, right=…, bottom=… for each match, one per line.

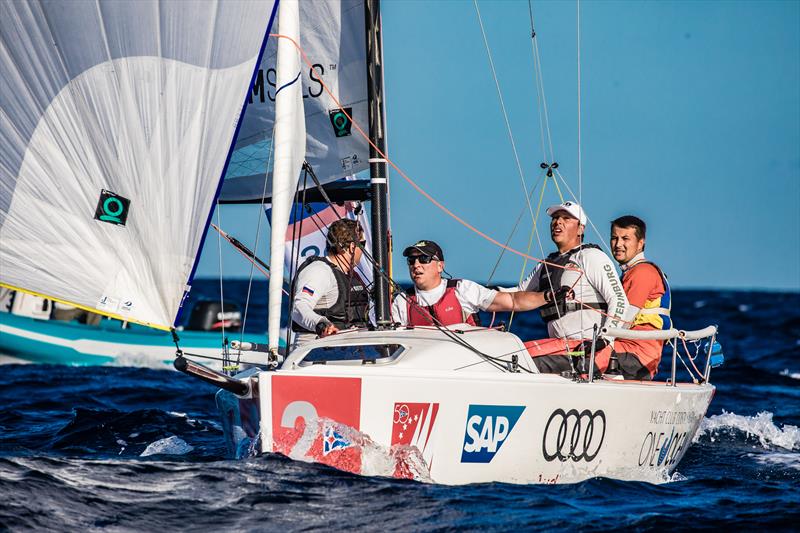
left=329, top=107, right=353, bottom=138
left=94, top=189, right=130, bottom=226
left=101, top=197, right=124, bottom=222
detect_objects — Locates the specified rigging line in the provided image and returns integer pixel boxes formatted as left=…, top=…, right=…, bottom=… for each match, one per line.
left=529, top=193, right=572, bottom=355
left=180, top=352, right=270, bottom=370
left=527, top=0, right=547, bottom=160
left=486, top=169, right=547, bottom=284
left=473, top=0, right=537, bottom=226
left=289, top=170, right=311, bottom=349
left=241, top=127, right=275, bottom=342
left=551, top=168, right=613, bottom=256
left=270, top=34, right=578, bottom=275
left=215, top=201, right=228, bottom=362
left=301, top=163, right=380, bottom=285
left=528, top=0, right=556, bottom=162
left=680, top=337, right=705, bottom=378
left=290, top=170, right=509, bottom=372
left=211, top=225, right=290, bottom=296
left=509, top=174, right=550, bottom=331
left=577, top=0, right=586, bottom=346
left=577, top=0, right=583, bottom=209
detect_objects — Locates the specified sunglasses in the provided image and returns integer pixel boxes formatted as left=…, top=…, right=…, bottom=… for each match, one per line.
left=406, top=255, right=436, bottom=266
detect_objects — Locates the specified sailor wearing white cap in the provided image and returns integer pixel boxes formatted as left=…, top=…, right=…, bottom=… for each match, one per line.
left=505, top=201, right=630, bottom=375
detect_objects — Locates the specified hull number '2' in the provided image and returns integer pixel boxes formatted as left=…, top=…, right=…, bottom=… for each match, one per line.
left=542, top=408, right=606, bottom=462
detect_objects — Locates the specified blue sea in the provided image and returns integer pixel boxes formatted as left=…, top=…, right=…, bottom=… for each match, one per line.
left=1, top=281, right=798, bottom=531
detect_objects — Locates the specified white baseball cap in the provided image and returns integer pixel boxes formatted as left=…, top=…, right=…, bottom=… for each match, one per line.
left=546, top=201, right=587, bottom=225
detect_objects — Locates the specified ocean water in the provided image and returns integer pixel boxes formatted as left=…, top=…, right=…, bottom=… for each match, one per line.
left=1, top=281, right=798, bottom=531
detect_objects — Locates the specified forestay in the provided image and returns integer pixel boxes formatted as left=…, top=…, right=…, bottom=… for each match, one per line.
left=220, top=0, right=369, bottom=202
left=0, top=0, right=276, bottom=330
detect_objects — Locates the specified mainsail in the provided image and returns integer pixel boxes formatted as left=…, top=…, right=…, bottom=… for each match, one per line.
left=0, top=0, right=277, bottom=330
left=220, top=0, right=369, bottom=202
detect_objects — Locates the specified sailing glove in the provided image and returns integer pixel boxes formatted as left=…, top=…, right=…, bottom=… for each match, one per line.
left=315, top=319, right=333, bottom=336
left=544, top=285, right=574, bottom=304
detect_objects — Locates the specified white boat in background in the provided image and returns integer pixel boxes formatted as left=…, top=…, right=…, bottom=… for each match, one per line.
left=186, top=0, right=724, bottom=485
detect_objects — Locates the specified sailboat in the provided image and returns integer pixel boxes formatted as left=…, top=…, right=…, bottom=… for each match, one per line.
left=0, top=0, right=721, bottom=484
left=175, top=0, right=723, bottom=485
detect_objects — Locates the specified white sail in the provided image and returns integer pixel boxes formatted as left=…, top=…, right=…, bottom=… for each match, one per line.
left=220, top=0, right=368, bottom=202
left=266, top=186, right=374, bottom=285
left=0, top=0, right=277, bottom=330
left=269, top=0, right=307, bottom=351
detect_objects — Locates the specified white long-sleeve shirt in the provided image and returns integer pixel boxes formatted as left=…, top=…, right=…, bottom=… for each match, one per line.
left=510, top=246, right=629, bottom=339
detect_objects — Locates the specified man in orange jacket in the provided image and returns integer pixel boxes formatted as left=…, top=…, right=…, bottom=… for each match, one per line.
left=609, top=215, right=672, bottom=380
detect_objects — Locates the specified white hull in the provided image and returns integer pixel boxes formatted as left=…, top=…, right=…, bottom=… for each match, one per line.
left=224, top=326, right=715, bottom=485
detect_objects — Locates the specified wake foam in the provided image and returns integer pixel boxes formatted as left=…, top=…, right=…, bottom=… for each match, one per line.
left=275, top=417, right=433, bottom=483
left=780, top=369, right=800, bottom=380
left=694, top=411, right=800, bottom=451
left=753, top=452, right=800, bottom=471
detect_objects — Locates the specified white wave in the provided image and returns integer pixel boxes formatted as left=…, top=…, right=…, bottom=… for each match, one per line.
left=694, top=411, right=800, bottom=451
left=279, top=417, right=433, bottom=482
left=780, top=369, right=800, bottom=380
left=140, top=435, right=194, bottom=457
left=753, top=452, right=800, bottom=471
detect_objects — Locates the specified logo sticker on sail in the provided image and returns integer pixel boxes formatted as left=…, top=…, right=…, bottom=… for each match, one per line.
left=97, top=295, right=120, bottom=312
left=329, top=107, right=353, bottom=137
left=461, top=405, right=525, bottom=463
left=94, top=189, right=130, bottom=226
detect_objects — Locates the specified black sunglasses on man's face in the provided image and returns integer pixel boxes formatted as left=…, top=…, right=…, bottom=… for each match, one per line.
left=406, top=255, right=436, bottom=266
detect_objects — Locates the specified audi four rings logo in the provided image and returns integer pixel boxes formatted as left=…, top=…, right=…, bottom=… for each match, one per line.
left=542, top=408, right=606, bottom=462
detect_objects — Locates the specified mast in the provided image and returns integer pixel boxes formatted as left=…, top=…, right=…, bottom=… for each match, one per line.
left=365, top=0, right=391, bottom=327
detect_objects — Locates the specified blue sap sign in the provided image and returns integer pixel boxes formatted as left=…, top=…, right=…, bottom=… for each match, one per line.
left=461, top=405, right=526, bottom=463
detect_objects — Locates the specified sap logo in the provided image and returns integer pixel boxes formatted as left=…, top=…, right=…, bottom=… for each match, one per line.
left=461, top=405, right=525, bottom=463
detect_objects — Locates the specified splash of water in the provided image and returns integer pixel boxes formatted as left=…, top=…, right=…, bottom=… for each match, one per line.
left=694, top=411, right=800, bottom=451
left=277, top=417, right=433, bottom=482
left=779, top=369, right=800, bottom=380
left=140, top=435, right=194, bottom=457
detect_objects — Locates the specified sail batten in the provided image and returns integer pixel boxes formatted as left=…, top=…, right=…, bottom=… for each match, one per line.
left=0, top=0, right=277, bottom=329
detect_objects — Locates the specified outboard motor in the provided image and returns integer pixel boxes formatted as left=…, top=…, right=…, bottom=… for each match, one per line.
left=187, top=301, right=242, bottom=332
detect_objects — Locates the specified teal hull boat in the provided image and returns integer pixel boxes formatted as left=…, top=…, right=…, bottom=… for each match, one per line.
left=0, top=312, right=268, bottom=369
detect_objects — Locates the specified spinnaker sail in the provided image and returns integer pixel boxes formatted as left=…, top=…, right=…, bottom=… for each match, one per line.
left=221, top=0, right=369, bottom=202
left=0, top=0, right=277, bottom=330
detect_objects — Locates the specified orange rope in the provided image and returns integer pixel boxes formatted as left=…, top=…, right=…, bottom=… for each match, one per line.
left=270, top=33, right=632, bottom=327
left=270, top=33, right=578, bottom=276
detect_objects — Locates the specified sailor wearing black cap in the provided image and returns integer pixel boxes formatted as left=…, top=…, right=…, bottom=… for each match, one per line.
left=391, top=240, right=568, bottom=327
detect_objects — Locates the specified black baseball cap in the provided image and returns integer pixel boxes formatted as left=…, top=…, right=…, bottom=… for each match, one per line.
left=402, top=240, right=444, bottom=260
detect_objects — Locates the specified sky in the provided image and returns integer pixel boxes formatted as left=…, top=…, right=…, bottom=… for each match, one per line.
left=196, top=0, right=800, bottom=291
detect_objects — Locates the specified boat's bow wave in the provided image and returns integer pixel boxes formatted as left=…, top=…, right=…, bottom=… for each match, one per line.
left=694, top=410, right=800, bottom=451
